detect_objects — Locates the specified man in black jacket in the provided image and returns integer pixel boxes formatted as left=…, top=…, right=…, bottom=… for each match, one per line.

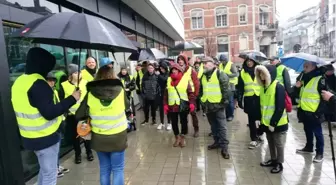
left=141, top=63, right=160, bottom=125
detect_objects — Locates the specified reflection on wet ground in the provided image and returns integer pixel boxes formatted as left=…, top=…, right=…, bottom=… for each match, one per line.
left=27, top=109, right=336, bottom=185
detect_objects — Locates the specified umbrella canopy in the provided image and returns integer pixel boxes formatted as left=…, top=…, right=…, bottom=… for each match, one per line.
left=238, top=50, right=267, bottom=63
left=128, top=48, right=166, bottom=61
left=11, top=12, right=137, bottom=52
left=171, top=41, right=203, bottom=51
left=280, top=53, right=327, bottom=72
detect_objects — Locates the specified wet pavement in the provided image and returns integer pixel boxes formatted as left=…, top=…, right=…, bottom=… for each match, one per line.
left=27, top=109, right=336, bottom=185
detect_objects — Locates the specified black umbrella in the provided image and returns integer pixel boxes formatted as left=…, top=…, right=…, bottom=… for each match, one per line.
left=171, top=41, right=203, bottom=51
left=128, top=48, right=166, bottom=61
left=238, top=50, right=267, bottom=63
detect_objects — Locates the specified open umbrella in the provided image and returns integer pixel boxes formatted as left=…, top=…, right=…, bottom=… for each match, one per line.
left=171, top=41, right=203, bottom=51
left=280, top=53, right=327, bottom=72
left=128, top=48, right=166, bottom=61
left=238, top=50, right=267, bottom=63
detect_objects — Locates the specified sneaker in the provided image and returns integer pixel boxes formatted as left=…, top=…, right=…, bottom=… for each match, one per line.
left=157, top=123, right=164, bottom=130
left=296, top=147, right=314, bottom=154
left=140, top=121, right=147, bottom=126
left=270, top=163, right=283, bottom=173
left=59, top=166, right=70, bottom=174
left=57, top=171, right=64, bottom=178
left=248, top=141, right=259, bottom=149
left=313, top=154, right=324, bottom=163
left=227, top=117, right=233, bottom=122
left=221, top=150, right=230, bottom=159
left=203, top=113, right=206, bottom=117
left=166, top=123, right=172, bottom=130
left=260, top=160, right=276, bottom=167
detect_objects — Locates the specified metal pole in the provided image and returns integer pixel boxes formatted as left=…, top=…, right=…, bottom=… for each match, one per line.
left=252, top=0, right=256, bottom=50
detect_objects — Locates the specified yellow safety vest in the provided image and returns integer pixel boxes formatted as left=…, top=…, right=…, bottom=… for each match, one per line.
left=87, top=90, right=128, bottom=135
left=201, top=69, right=222, bottom=103
left=260, top=80, right=288, bottom=126
left=184, top=68, right=195, bottom=92
left=53, top=89, right=66, bottom=121
left=197, top=63, right=204, bottom=79
left=276, top=65, right=286, bottom=85
left=121, top=75, right=134, bottom=97
left=299, top=76, right=321, bottom=112
left=11, top=74, right=62, bottom=139
left=167, top=76, right=189, bottom=106
left=81, top=69, right=94, bottom=82
left=219, top=61, right=238, bottom=85
left=240, top=69, right=260, bottom=97
left=136, top=70, right=144, bottom=90
left=61, top=80, right=87, bottom=114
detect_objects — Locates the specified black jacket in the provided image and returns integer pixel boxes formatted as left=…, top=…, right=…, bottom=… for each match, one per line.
left=142, top=72, right=160, bottom=100
left=256, top=65, right=288, bottom=133
left=23, top=48, right=76, bottom=151
left=117, top=73, right=136, bottom=98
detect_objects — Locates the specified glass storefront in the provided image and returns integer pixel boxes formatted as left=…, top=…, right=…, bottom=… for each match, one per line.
left=137, top=34, right=146, bottom=48
left=147, top=38, right=154, bottom=48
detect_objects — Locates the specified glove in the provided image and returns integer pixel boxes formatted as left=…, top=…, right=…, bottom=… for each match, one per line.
left=164, top=105, right=169, bottom=115
left=255, top=120, right=261, bottom=128
left=268, top=126, right=275, bottom=132
left=238, top=101, right=244, bottom=109
left=189, top=104, right=195, bottom=112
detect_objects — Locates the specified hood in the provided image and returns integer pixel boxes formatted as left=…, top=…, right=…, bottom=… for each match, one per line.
left=219, top=54, right=228, bottom=62
left=159, top=60, right=169, bottom=71
left=170, top=63, right=184, bottom=73
left=25, top=47, right=56, bottom=78
left=86, top=79, right=123, bottom=101
left=255, top=65, right=277, bottom=87
left=177, top=54, right=189, bottom=68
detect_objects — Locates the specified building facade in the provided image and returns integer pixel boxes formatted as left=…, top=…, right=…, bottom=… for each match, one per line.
left=183, top=0, right=277, bottom=62
left=0, top=0, right=183, bottom=184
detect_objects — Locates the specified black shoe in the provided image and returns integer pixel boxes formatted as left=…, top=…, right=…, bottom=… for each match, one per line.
left=152, top=120, right=157, bottom=125
left=296, top=147, right=314, bottom=154
left=221, top=150, right=230, bottom=159
left=75, top=155, right=81, bottom=164
left=260, top=159, right=276, bottom=167
left=313, top=154, right=324, bottom=163
left=270, top=163, right=283, bottom=173
left=140, top=121, right=147, bottom=126
left=207, top=143, right=219, bottom=150
left=87, top=152, right=94, bottom=161
left=208, top=132, right=213, bottom=136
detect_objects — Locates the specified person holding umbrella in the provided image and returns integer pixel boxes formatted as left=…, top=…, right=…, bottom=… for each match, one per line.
left=237, top=56, right=262, bottom=149
left=81, top=57, right=97, bottom=82
left=11, top=47, right=80, bottom=185
left=75, top=65, right=129, bottom=185
left=218, top=54, right=238, bottom=122
left=59, top=64, right=94, bottom=164
left=295, top=61, right=327, bottom=163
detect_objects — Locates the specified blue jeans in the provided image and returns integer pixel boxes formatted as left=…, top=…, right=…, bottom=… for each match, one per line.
left=34, top=142, right=60, bottom=185
left=303, top=115, right=324, bottom=154
left=96, top=150, right=125, bottom=185
left=225, top=94, right=235, bottom=118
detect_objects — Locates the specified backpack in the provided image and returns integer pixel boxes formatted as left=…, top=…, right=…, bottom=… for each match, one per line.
left=285, top=91, right=292, bottom=113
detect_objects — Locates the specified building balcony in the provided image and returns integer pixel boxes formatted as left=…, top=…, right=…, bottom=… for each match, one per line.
left=256, top=23, right=278, bottom=32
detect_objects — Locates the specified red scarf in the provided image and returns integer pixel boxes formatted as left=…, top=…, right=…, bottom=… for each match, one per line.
left=170, top=72, right=183, bottom=86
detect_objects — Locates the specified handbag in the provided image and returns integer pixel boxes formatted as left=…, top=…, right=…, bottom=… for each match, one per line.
left=173, top=86, right=189, bottom=112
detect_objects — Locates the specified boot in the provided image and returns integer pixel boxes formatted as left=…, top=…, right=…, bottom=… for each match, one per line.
left=179, top=135, right=186, bottom=148
left=173, top=135, right=181, bottom=147
left=75, top=154, right=81, bottom=164
left=87, top=152, right=94, bottom=161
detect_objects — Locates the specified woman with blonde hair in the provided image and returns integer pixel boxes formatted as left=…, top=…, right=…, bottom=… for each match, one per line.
left=76, top=64, right=129, bottom=185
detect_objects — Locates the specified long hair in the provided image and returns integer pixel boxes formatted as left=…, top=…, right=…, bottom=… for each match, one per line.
left=95, top=66, right=116, bottom=80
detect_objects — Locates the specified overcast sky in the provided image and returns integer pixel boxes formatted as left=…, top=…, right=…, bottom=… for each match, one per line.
left=277, top=0, right=320, bottom=24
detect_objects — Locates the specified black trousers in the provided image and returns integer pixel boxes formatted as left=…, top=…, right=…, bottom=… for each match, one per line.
left=248, top=113, right=259, bottom=141
left=66, top=115, right=92, bottom=156
left=158, top=95, right=171, bottom=124
left=144, top=99, right=157, bottom=122
left=170, top=111, right=189, bottom=136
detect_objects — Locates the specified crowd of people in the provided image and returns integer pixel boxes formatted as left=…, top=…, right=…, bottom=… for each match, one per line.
left=11, top=47, right=336, bottom=185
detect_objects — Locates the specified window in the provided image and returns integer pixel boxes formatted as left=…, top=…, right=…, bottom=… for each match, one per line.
left=193, top=38, right=205, bottom=55
left=217, top=36, right=229, bottom=54
left=6, top=0, right=59, bottom=15
left=66, top=48, right=88, bottom=68
left=191, top=9, right=204, bottom=29
left=238, top=5, right=248, bottom=24
left=137, top=35, right=146, bottom=48
left=91, top=50, right=108, bottom=62
left=215, top=7, right=228, bottom=27
left=147, top=38, right=154, bottom=48
left=259, top=5, right=270, bottom=25
left=239, top=34, right=249, bottom=51
left=333, top=4, right=336, bottom=13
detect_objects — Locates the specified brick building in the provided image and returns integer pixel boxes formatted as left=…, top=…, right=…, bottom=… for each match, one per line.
left=183, top=0, right=278, bottom=62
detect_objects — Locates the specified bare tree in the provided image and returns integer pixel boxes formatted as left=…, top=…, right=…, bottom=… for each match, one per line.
left=205, top=32, right=216, bottom=56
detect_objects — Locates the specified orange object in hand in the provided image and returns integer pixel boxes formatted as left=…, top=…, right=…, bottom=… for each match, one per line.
left=77, top=119, right=91, bottom=138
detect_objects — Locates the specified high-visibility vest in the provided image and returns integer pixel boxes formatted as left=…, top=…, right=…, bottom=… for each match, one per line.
left=121, top=75, right=134, bottom=97
left=197, top=63, right=204, bottom=79
left=11, top=74, right=62, bottom=139
left=240, top=69, right=260, bottom=97
left=61, top=80, right=87, bottom=114
left=219, top=61, right=238, bottom=85
left=184, top=68, right=195, bottom=92
left=87, top=90, right=128, bottom=135
left=299, top=76, right=321, bottom=112
left=81, top=69, right=94, bottom=82
left=276, top=65, right=286, bottom=85
left=136, top=70, right=144, bottom=90
left=54, top=70, right=66, bottom=91
left=53, top=89, right=65, bottom=121
left=260, top=80, right=288, bottom=126
left=167, top=75, right=189, bottom=106
left=201, top=69, right=222, bottom=103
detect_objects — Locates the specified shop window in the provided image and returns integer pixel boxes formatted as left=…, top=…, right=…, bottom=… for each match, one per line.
left=91, top=50, right=108, bottom=63
left=191, top=9, right=204, bottom=29
left=66, top=48, right=88, bottom=68
left=215, top=7, right=228, bottom=27
left=147, top=38, right=154, bottom=48
left=238, top=5, right=248, bottom=24
left=137, top=35, right=146, bottom=48
left=193, top=37, right=205, bottom=55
